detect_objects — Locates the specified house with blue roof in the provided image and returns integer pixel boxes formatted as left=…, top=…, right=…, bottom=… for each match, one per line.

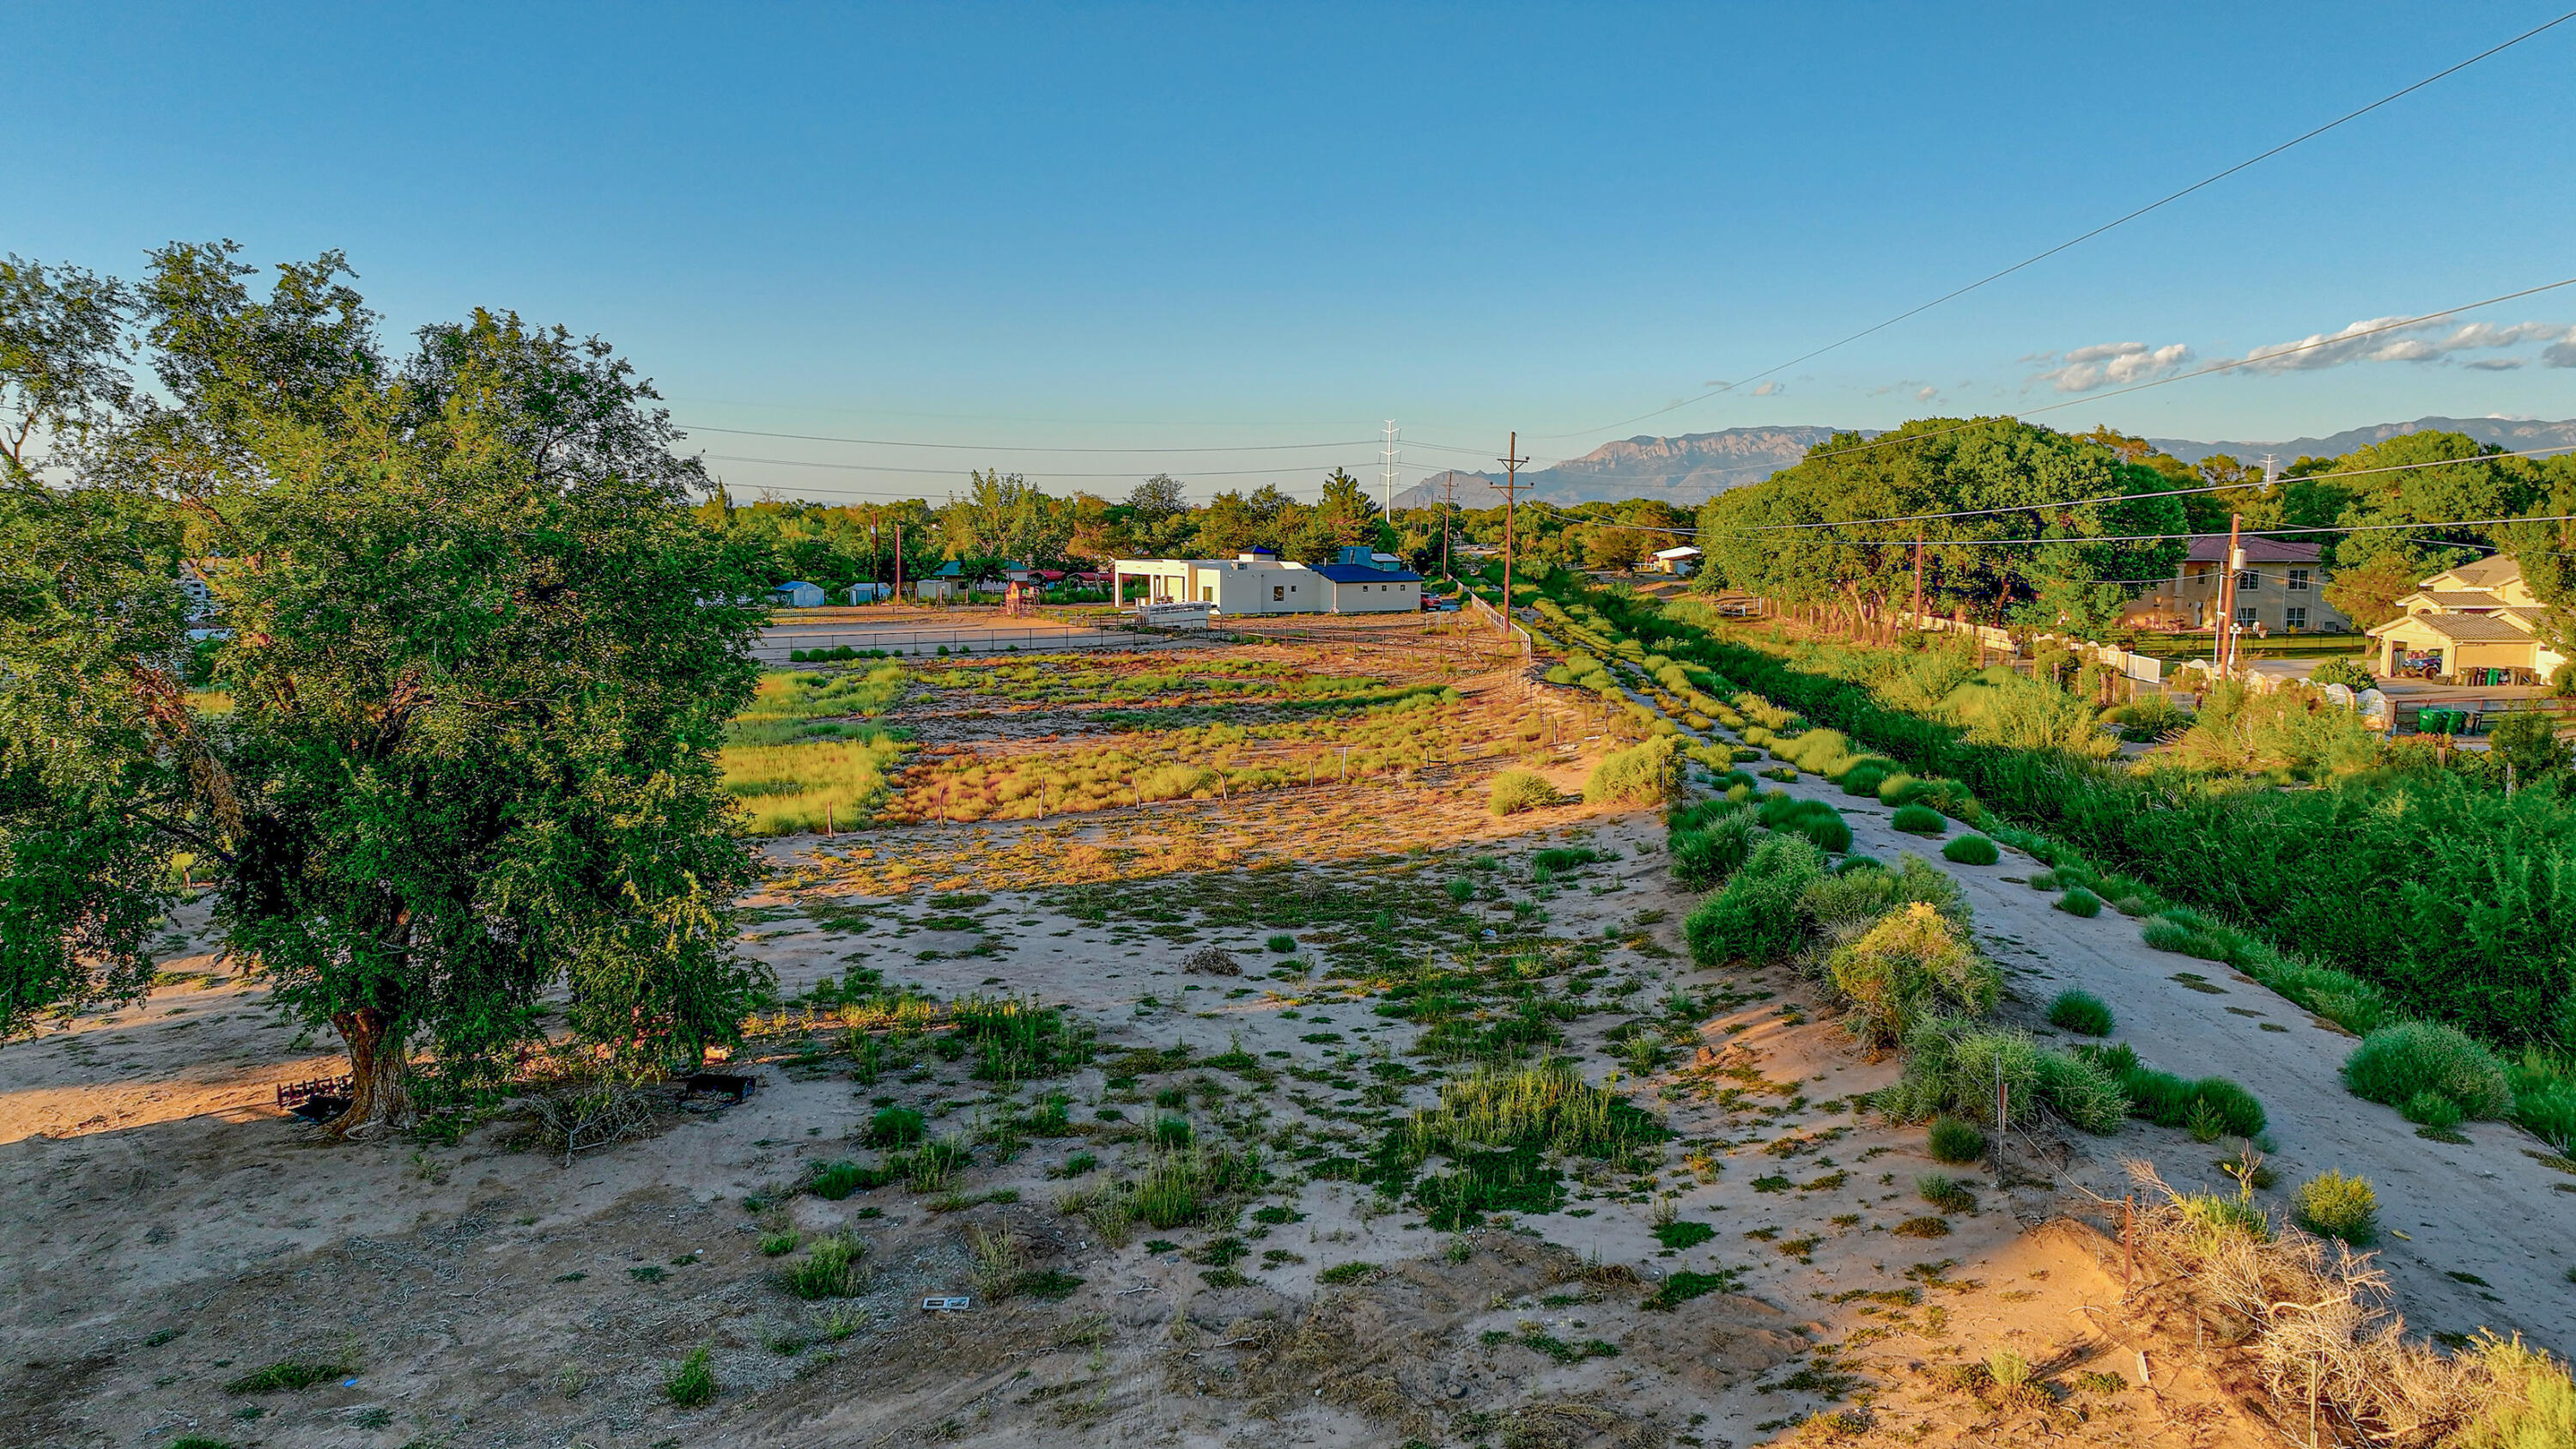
left=769, top=580, right=825, bottom=608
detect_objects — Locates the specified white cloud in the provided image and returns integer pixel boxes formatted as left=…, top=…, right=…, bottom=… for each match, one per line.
left=1914, top=386, right=1938, bottom=402
left=2546, top=340, right=2576, bottom=368
left=2231, top=317, right=2576, bottom=373
left=2463, top=357, right=2525, bottom=372
left=2030, top=341, right=2192, bottom=393
left=1751, top=381, right=1783, bottom=397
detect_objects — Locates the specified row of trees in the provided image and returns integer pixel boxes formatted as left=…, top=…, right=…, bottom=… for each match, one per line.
left=3, top=244, right=769, bottom=1129
left=702, top=466, right=1412, bottom=594
left=1697, top=416, right=2576, bottom=645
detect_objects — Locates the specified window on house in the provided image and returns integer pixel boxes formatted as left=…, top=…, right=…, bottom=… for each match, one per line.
left=2235, top=569, right=2259, bottom=592
left=2285, top=606, right=2308, bottom=630
left=2235, top=605, right=2257, bottom=627
left=2287, top=568, right=2311, bottom=591
left=1273, top=586, right=1284, bottom=601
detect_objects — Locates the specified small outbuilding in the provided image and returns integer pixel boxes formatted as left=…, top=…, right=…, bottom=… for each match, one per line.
left=1650, top=545, right=1702, bottom=576
left=1314, top=561, right=1425, bottom=613
left=769, top=580, right=825, bottom=608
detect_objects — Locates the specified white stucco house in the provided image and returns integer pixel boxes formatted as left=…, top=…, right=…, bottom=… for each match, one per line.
left=1111, top=550, right=1323, bottom=615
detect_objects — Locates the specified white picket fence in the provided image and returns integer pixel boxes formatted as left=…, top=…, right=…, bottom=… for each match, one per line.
left=1901, top=613, right=2166, bottom=684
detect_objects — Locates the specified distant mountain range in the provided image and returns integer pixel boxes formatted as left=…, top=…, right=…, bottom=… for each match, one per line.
left=2142, top=416, right=2576, bottom=466
left=1394, top=416, right=2576, bottom=508
left=1394, top=426, right=1860, bottom=509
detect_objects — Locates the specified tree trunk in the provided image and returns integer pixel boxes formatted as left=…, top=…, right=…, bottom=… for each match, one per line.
left=329, top=1007, right=414, bottom=1135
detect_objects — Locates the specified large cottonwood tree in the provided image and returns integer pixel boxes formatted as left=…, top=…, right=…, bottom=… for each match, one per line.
left=1, top=242, right=771, bottom=1130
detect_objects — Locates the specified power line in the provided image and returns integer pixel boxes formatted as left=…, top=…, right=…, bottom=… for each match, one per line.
left=677, top=423, right=1388, bottom=454
left=1763, top=511, right=2576, bottom=549
left=1539, top=10, right=2576, bottom=443
left=1749, top=276, right=2576, bottom=472
left=702, top=453, right=1462, bottom=481
left=1721, top=442, right=2576, bottom=533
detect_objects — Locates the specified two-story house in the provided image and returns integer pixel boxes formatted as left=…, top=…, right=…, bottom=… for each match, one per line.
left=2366, top=555, right=2567, bottom=685
left=2119, top=535, right=2350, bottom=635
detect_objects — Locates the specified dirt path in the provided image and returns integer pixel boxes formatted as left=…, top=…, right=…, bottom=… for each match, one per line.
left=1753, top=755, right=2576, bottom=1354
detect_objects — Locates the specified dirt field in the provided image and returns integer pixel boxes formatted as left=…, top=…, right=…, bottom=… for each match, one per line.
left=3, top=636, right=2557, bottom=1449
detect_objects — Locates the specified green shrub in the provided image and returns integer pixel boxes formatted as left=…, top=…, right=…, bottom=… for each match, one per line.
left=1825, top=904, right=1998, bottom=1047
left=1753, top=796, right=1852, bottom=853
left=222, top=1360, right=354, bottom=1394
left=2293, top=1172, right=2379, bottom=1245
left=1684, top=836, right=1826, bottom=966
left=866, top=1105, right=926, bottom=1148
left=2403, top=1090, right=2464, bottom=1131
left=1916, top=1173, right=1976, bottom=1214
left=664, top=1346, right=716, bottom=1408
left=2104, top=1056, right=2267, bottom=1139
left=2057, top=886, right=2103, bottom=917
left=2308, top=657, right=2374, bottom=691
left=1668, top=814, right=1754, bottom=892
left=1585, top=737, right=1681, bottom=807
left=1266, top=934, right=1297, bottom=953
left=781, top=1234, right=866, bottom=1299
left=1941, top=834, right=2000, bottom=866
left=1926, top=1116, right=1984, bottom=1164
left=2032, top=1050, right=2130, bottom=1133
left=1841, top=763, right=1891, bottom=797
left=1889, top=803, right=1946, bottom=836
left=2342, top=1022, right=2512, bottom=1121
left=1489, top=770, right=1558, bottom=817
left=2046, top=989, right=2113, bottom=1037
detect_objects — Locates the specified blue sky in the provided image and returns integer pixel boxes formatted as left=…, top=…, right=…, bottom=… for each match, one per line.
left=13, top=2, right=2575, bottom=500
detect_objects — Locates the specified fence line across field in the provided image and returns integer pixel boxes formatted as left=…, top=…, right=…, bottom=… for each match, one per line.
left=755, top=625, right=1171, bottom=659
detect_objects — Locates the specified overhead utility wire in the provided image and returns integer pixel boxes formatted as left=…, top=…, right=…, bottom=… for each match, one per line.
left=1788, top=511, right=2576, bottom=549
left=1539, top=9, right=2576, bottom=442
left=696, top=453, right=1459, bottom=481
left=1764, top=277, right=2576, bottom=471
left=678, top=423, right=1387, bottom=454
left=1726, top=443, right=2576, bottom=533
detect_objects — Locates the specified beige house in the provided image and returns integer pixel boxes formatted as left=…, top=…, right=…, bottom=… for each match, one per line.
left=2120, top=534, right=2350, bottom=634
left=1111, top=550, right=1325, bottom=616
left=2366, top=555, right=2567, bottom=684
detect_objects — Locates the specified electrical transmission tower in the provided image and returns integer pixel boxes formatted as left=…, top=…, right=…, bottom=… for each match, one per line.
left=1381, top=420, right=1401, bottom=521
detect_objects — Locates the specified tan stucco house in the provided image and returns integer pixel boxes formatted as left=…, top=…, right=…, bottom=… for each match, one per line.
left=2366, top=555, right=2567, bottom=684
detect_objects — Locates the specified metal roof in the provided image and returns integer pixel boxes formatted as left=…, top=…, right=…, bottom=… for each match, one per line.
left=1313, top=563, right=1425, bottom=584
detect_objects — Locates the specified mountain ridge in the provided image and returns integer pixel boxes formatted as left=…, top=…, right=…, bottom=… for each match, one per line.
left=1394, top=416, right=2576, bottom=508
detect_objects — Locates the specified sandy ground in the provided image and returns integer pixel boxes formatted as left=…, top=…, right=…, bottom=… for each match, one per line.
left=5, top=634, right=2543, bottom=1449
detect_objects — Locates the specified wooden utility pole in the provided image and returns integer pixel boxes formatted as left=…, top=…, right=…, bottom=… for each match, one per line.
left=1909, top=531, right=1925, bottom=634
left=894, top=522, right=905, bottom=606
left=2212, top=513, right=2241, bottom=675
left=1497, top=431, right=1529, bottom=636
left=1442, top=471, right=1455, bottom=579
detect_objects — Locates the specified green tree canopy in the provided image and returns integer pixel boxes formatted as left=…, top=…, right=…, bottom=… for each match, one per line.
left=2, top=247, right=771, bottom=1130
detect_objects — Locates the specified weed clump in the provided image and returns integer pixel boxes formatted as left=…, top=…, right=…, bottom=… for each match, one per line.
left=1941, top=834, right=1999, bottom=866
left=2081, top=1044, right=2266, bottom=1138
left=663, top=1346, right=716, bottom=1408
left=864, top=1105, right=926, bottom=1148
left=1825, top=904, right=1997, bottom=1048
left=1490, top=770, right=1558, bottom=817
left=1668, top=813, right=1754, bottom=892
left=1586, top=737, right=1681, bottom=807
left=2342, top=1021, right=2512, bottom=1123
left=222, top=1360, right=355, bottom=1395
left=780, top=1234, right=866, bottom=1299
left=2293, top=1172, right=2379, bottom=1245
left=1889, top=803, right=1947, bottom=836
left=2057, top=886, right=2104, bottom=917
left=1685, top=836, right=1826, bottom=966
left=1926, top=1116, right=1984, bottom=1164
left=1878, top=1020, right=2128, bottom=1134
left=2046, top=989, right=2114, bottom=1037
